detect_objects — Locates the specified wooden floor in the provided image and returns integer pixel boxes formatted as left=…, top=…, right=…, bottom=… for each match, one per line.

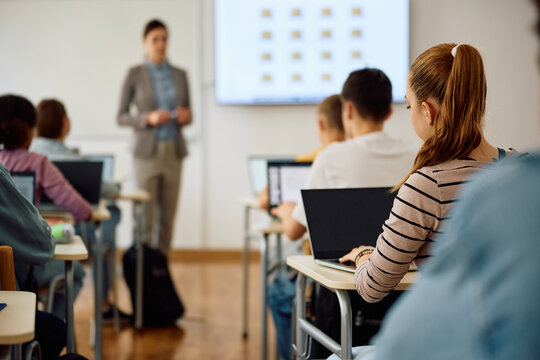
left=72, top=256, right=278, bottom=360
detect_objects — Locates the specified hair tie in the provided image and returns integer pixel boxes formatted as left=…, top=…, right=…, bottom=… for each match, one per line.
left=451, top=45, right=460, bottom=57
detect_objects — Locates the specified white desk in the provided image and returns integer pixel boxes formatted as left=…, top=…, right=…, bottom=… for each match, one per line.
left=116, top=189, right=150, bottom=331
left=287, top=255, right=417, bottom=360
left=53, top=235, right=88, bottom=354
left=0, top=291, right=36, bottom=360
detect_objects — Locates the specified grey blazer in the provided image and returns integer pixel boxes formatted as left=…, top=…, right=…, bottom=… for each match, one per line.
left=117, top=63, right=190, bottom=159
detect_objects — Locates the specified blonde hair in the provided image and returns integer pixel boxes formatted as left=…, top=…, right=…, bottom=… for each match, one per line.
left=317, top=94, right=344, bottom=133
left=394, top=43, right=486, bottom=191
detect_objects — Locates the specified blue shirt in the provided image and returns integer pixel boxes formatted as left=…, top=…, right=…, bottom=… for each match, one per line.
left=146, top=60, right=178, bottom=142
left=370, top=152, right=540, bottom=359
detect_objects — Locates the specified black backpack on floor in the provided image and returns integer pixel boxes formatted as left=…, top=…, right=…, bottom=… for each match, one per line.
left=122, top=244, right=185, bottom=327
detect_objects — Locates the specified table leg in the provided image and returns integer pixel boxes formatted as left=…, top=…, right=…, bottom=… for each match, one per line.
left=134, top=201, right=144, bottom=330
left=242, top=205, right=250, bottom=339
left=65, top=260, right=76, bottom=353
left=261, top=233, right=269, bottom=360
left=336, top=290, right=352, bottom=360
left=93, top=222, right=104, bottom=360
left=294, top=273, right=308, bottom=360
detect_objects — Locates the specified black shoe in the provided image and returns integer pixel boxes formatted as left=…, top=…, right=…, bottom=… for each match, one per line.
left=102, top=306, right=132, bottom=323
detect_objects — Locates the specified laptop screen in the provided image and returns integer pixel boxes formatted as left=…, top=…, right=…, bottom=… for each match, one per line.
left=302, top=187, right=396, bottom=259
left=40, top=160, right=103, bottom=207
left=10, top=171, right=36, bottom=204
left=247, top=156, right=294, bottom=196
left=86, top=154, right=114, bottom=182
left=267, top=161, right=312, bottom=210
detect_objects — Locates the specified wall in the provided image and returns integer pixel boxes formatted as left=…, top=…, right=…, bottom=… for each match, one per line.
left=0, top=0, right=538, bottom=249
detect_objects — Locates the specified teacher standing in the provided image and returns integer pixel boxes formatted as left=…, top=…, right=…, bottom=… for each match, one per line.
left=117, top=19, right=191, bottom=255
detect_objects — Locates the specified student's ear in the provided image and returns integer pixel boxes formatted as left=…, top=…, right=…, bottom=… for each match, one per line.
left=343, top=101, right=354, bottom=121
left=317, top=117, right=326, bottom=133
left=421, top=100, right=437, bottom=126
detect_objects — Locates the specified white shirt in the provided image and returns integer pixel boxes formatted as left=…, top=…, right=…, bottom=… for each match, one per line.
left=293, top=131, right=418, bottom=226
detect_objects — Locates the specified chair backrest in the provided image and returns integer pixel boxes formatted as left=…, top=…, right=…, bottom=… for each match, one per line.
left=0, top=246, right=16, bottom=291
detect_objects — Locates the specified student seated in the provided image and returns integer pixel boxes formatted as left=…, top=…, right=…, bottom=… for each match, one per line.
left=31, top=98, right=127, bottom=319
left=340, top=44, right=518, bottom=304
left=270, top=69, right=418, bottom=359
left=256, top=94, right=346, bottom=210
left=0, top=94, right=68, bottom=359
left=0, top=94, right=90, bottom=319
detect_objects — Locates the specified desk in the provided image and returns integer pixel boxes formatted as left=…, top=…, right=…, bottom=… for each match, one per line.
left=116, top=189, right=150, bottom=330
left=54, top=235, right=88, bottom=354
left=0, top=291, right=36, bottom=360
left=250, top=217, right=284, bottom=360
left=287, top=255, right=417, bottom=360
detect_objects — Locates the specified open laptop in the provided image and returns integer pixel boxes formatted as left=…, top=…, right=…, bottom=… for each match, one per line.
left=302, top=187, right=397, bottom=273
left=247, top=156, right=293, bottom=196
left=86, top=154, right=114, bottom=182
left=10, top=171, right=36, bottom=204
left=267, top=160, right=312, bottom=213
left=39, top=160, right=103, bottom=212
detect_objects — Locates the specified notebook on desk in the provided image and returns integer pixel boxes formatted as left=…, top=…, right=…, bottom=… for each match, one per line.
left=10, top=171, right=36, bottom=204
left=39, top=160, right=103, bottom=212
left=267, top=160, right=312, bottom=215
left=302, top=187, right=397, bottom=273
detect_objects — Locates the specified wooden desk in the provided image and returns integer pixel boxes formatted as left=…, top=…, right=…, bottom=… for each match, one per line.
left=287, top=255, right=417, bottom=360
left=0, top=291, right=36, bottom=345
left=53, top=235, right=88, bottom=353
left=250, top=217, right=284, bottom=360
left=116, top=189, right=150, bottom=331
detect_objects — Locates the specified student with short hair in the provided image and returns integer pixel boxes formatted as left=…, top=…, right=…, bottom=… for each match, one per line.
left=31, top=98, right=127, bottom=319
left=340, top=43, right=516, bottom=304
left=0, top=94, right=90, bottom=319
left=270, top=69, right=417, bottom=359
left=257, top=94, right=345, bottom=210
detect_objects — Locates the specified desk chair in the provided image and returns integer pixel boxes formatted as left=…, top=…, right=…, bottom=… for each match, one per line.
left=0, top=246, right=41, bottom=360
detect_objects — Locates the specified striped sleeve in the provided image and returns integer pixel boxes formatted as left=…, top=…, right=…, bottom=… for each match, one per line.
left=355, top=169, right=442, bottom=303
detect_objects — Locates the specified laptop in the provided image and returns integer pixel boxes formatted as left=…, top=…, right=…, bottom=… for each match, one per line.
left=39, top=160, right=103, bottom=212
left=247, top=156, right=293, bottom=196
left=302, top=187, right=396, bottom=273
left=10, top=171, right=36, bottom=204
left=267, top=160, right=312, bottom=213
left=86, top=154, right=114, bottom=182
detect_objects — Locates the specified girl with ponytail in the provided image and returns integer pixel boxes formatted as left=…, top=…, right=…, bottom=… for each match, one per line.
left=340, top=43, right=517, bottom=303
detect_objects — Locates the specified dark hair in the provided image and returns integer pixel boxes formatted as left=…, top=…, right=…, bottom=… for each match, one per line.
left=341, top=68, right=392, bottom=123
left=36, top=99, right=66, bottom=139
left=0, top=94, right=36, bottom=149
left=143, top=19, right=167, bottom=38
left=317, top=94, right=344, bottom=133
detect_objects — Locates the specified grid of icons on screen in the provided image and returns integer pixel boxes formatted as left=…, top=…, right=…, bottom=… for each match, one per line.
left=258, top=5, right=363, bottom=84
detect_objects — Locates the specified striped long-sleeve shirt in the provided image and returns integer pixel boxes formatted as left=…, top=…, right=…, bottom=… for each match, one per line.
left=354, top=157, right=508, bottom=303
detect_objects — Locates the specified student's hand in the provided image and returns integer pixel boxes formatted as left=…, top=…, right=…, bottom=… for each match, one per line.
left=340, top=246, right=375, bottom=267
left=270, top=201, right=296, bottom=220
left=257, top=186, right=270, bottom=210
left=147, top=110, right=172, bottom=126
left=176, top=107, right=192, bottom=125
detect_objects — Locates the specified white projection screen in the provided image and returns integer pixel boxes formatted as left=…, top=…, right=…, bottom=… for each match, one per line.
left=215, top=0, right=409, bottom=105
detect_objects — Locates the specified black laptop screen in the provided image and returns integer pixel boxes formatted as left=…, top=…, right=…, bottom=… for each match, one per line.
left=302, top=187, right=396, bottom=259
left=40, top=160, right=103, bottom=206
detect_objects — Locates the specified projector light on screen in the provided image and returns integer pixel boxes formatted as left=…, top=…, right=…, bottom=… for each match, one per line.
left=215, top=0, right=409, bottom=105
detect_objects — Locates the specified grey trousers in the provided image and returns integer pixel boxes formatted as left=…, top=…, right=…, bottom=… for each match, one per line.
left=133, top=141, right=183, bottom=254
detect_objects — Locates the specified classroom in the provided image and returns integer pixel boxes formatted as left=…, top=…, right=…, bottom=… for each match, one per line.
left=0, top=0, right=539, bottom=359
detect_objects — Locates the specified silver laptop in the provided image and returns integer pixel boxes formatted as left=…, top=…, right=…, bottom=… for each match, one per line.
left=302, top=187, right=397, bottom=273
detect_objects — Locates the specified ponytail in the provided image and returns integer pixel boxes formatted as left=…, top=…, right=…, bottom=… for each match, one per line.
left=393, top=43, right=486, bottom=191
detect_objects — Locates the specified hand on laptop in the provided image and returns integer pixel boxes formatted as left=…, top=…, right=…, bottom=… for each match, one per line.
left=340, top=246, right=375, bottom=267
